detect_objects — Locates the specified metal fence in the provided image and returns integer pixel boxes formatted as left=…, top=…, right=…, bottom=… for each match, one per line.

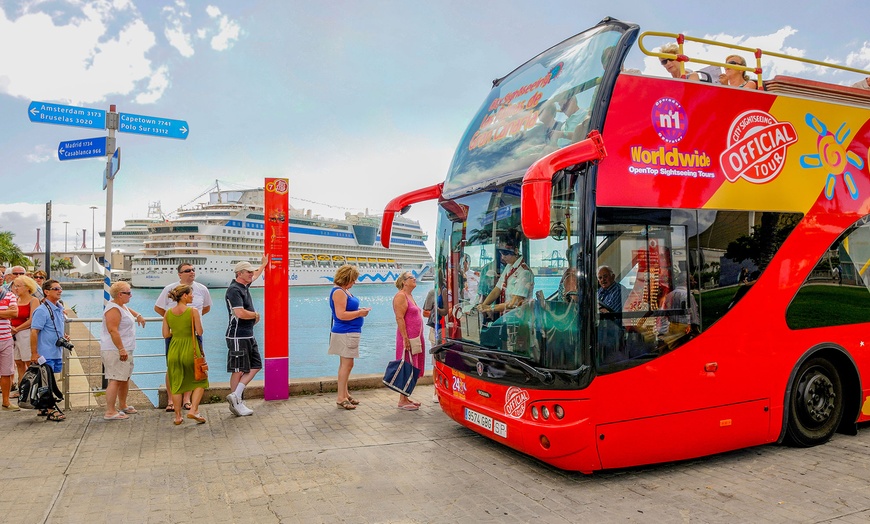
left=62, top=316, right=166, bottom=411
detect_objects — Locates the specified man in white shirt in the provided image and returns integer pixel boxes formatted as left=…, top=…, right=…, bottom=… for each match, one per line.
left=479, top=232, right=534, bottom=315
left=154, top=263, right=212, bottom=411
left=852, top=77, right=870, bottom=90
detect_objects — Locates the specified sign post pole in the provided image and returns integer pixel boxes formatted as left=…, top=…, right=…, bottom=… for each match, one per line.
left=263, top=178, right=290, bottom=400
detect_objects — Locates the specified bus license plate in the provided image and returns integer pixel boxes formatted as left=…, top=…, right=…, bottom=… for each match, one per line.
left=465, top=408, right=507, bottom=438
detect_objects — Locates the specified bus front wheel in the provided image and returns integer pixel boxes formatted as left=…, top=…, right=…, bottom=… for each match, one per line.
left=785, top=357, right=843, bottom=447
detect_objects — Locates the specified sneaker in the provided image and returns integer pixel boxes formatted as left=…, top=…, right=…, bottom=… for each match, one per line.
left=2, top=404, right=21, bottom=412
left=433, top=393, right=440, bottom=403
left=237, top=402, right=254, bottom=416
left=226, top=393, right=240, bottom=416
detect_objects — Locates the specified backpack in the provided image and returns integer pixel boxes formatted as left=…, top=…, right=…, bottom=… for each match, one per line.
left=18, top=363, right=63, bottom=411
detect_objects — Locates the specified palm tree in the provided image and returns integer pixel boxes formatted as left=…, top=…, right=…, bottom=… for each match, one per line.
left=51, top=256, right=74, bottom=275
left=0, top=231, right=31, bottom=267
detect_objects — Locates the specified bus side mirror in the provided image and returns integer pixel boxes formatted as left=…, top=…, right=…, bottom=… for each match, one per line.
left=520, top=131, right=607, bottom=240
left=380, top=183, right=444, bottom=248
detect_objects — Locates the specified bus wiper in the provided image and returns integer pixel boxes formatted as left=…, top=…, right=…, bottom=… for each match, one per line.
left=467, top=346, right=554, bottom=384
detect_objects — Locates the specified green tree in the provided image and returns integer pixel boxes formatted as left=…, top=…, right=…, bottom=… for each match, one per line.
left=0, top=231, right=32, bottom=267
left=51, top=256, right=74, bottom=275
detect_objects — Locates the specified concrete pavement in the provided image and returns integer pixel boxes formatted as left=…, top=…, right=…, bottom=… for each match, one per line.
left=3, top=383, right=870, bottom=523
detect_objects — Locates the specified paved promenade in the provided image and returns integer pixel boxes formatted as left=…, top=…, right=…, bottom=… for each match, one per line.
left=3, top=383, right=870, bottom=524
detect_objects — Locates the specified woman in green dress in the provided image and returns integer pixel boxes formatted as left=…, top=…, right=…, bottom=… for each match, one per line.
left=162, top=284, right=209, bottom=425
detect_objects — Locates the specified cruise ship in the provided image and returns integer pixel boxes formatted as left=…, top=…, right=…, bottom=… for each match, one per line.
left=130, top=185, right=433, bottom=288
left=99, top=201, right=164, bottom=255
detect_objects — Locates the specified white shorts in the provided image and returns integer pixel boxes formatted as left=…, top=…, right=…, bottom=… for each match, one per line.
left=327, top=332, right=360, bottom=359
left=101, top=350, right=134, bottom=381
left=13, top=330, right=31, bottom=361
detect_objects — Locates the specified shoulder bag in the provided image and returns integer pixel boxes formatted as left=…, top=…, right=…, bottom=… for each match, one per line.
left=382, top=348, right=420, bottom=396
left=191, top=310, right=208, bottom=381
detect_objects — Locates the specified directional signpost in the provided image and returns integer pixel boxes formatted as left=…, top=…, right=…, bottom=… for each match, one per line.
left=58, top=136, right=110, bottom=161
left=28, top=99, right=188, bottom=302
left=119, top=112, right=189, bottom=139
left=28, top=101, right=106, bottom=130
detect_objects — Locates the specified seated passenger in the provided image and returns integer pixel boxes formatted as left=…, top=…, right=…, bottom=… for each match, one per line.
left=718, top=55, right=757, bottom=90
left=661, top=272, right=699, bottom=335
left=597, top=265, right=628, bottom=313
left=659, top=43, right=700, bottom=81
left=852, top=77, right=870, bottom=90
left=479, top=231, right=534, bottom=315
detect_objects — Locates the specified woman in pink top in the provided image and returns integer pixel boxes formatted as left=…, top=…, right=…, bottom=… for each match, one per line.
left=392, top=271, right=425, bottom=410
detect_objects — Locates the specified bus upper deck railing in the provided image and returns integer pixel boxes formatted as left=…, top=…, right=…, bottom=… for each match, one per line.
left=638, top=31, right=870, bottom=90
left=61, top=316, right=166, bottom=411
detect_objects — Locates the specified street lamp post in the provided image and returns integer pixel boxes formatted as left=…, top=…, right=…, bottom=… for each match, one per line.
left=63, top=221, right=69, bottom=253
left=90, top=206, right=97, bottom=275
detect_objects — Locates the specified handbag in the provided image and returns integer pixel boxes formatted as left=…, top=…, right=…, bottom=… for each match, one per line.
left=191, top=310, right=208, bottom=381
left=382, top=349, right=420, bottom=396
left=409, top=337, right=423, bottom=356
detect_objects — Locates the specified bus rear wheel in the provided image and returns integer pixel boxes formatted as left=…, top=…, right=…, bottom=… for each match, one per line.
left=785, top=357, right=843, bottom=447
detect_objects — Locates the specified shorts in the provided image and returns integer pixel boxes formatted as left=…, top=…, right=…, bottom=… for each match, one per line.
left=101, top=350, right=134, bottom=381
left=226, top=338, right=262, bottom=373
left=328, top=332, right=360, bottom=359
left=13, top=330, right=32, bottom=361
left=0, top=338, right=13, bottom=376
left=45, top=359, right=63, bottom=374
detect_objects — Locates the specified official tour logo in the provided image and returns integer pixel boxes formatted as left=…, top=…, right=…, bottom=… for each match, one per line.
left=651, top=98, right=688, bottom=143
left=720, top=110, right=797, bottom=184
left=504, top=386, right=529, bottom=419
left=266, top=179, right=289, bottom=194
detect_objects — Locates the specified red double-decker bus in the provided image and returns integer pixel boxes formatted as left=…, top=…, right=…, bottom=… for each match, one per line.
left=380, top=17, right=870, bottom=472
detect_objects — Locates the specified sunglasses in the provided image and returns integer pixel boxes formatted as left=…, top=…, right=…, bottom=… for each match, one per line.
left=180, top=268, right=195, bottom=273
left=119, top=291, right=132, bottom=295
left=34, top=276, right=45, bottom=279
left=50, top=288, right=63, bottom=291
left=726, top=60, right=743, bottom=66
left=12, top=272, right=25, bottom=275
left=660, top=58, right=674, bottom=65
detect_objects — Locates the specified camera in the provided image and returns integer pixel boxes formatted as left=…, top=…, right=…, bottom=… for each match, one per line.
left=56, top=338, right=75, bottom=351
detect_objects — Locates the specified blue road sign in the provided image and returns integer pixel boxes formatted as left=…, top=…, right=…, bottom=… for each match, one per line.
left=58, top=137, right=108, bottom=161
left=118, top=112, right=189, bottom=140
left=110, top=146, right=121, bottom=178
left=28, top=101, right=106, bottom=129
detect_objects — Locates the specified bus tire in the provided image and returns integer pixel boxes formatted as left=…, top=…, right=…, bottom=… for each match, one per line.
left=785, top=357, right=843, bottom=447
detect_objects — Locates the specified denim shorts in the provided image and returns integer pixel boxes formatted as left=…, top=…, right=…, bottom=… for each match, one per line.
left=44, top=358, right=63, bottom=373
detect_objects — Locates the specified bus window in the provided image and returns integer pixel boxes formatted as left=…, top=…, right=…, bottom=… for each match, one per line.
left=595, top=212, right=690, bottom=369
left=437, top=184, right=585, bottom=371
left=692, top=211, right=801, bottom=328
left=787, top=215, right=870, bottom=329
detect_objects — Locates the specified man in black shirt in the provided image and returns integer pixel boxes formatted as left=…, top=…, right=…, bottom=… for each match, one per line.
left=225, top=258, right=266, bottom=416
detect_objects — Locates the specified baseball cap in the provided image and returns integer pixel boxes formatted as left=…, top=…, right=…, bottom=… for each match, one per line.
left=234, top=261, right=256, bottom=273
left=3, top=267, right=12, bottom=277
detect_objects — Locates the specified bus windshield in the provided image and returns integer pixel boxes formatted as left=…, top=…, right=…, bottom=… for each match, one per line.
left=443, top=24, right=624, bottom=197
left=436, top=182, right=585, bottom=373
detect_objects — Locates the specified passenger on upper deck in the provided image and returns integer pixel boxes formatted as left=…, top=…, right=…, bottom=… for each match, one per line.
left=659, top=43, right=700, bottom=81
left=852, top=77, right=870, bottom=90
left=719, top=55, right=757, bottom=90
left=479, top=230, right=534, bottom=316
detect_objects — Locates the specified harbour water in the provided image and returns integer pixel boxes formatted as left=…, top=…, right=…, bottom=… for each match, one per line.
left=63, top=282, right=434, bottom=405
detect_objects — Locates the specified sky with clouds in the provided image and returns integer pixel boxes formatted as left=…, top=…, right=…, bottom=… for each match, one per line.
left=0, top=0, right=868, bottom=258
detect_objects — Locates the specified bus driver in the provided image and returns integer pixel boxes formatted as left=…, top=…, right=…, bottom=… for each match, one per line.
left=479, top=231, right=534, bottom=315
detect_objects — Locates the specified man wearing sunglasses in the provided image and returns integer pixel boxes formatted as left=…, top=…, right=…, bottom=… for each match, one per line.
left=154, top=263, right=213, bottom=412
left=479, top=230, right=534, bottom=316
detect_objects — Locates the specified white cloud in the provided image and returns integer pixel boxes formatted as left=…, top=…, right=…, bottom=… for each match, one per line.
left=25, top=144, right=55, bottom=164
left=162, top=0, right=194, bottom=57
left=845, top=42, right=870, bottom=69
left=0, top=1, right=161, bottom=104
left=208, top=10, right=240, bottom=51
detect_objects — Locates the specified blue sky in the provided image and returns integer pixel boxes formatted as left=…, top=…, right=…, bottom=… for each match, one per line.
left=1, top=0, right=868, bottom=256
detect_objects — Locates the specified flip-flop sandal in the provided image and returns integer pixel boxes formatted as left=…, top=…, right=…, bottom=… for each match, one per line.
left=336, top=400, right=356, bottom=410
left=347, top=396, right=360, bottom=405
left=186, top=413, right=207, bottom=424
left=397, top=404, right=419, bottom=411
left=103, top=412, right=129, bottom=420
left=165, top=404, right=175, bottom=412
left=121, top=406, right=138, bottom=414
left=47, top=410, right=65, bottom=422
left=183, top=402, right=192, bottom=410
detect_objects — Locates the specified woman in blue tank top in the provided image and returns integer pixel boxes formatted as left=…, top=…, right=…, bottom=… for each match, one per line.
left=328, top=265, right=371, bottom=410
